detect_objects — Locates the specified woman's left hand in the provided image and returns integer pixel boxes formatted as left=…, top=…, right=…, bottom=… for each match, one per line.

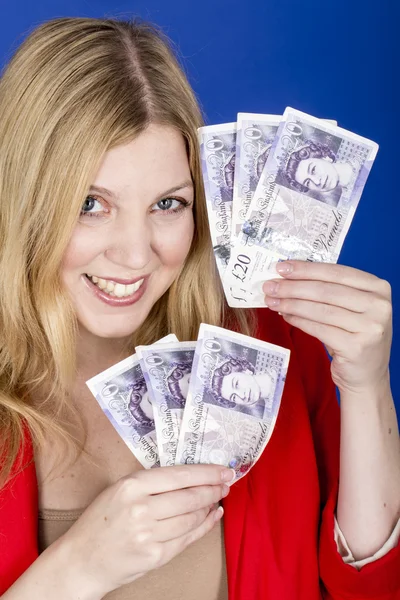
left=262, top=260, right=393, bottom=394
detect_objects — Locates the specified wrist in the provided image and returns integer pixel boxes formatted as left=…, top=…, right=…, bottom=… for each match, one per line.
left=48, top=534, right=111, bottom=600
left=338, top=370, right=391, bottom=402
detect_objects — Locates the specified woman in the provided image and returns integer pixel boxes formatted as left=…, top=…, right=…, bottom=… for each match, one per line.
left=278, top=140, right=354, bottom=206
left=0, top=16, right=399, bottom=600
left=204, top=355, right=274, bottom=419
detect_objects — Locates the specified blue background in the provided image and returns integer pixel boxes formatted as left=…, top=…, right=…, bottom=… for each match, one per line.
left=1, top=0, right=398, bottom=422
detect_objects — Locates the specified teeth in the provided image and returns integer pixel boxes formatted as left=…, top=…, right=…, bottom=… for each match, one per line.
left=87, top=275, right=144, bottom=298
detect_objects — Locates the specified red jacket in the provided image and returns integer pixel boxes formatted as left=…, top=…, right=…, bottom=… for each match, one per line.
left=1, top=309, right=399, bottom=598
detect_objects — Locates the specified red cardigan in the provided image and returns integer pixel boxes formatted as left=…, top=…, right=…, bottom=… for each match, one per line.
left=1, top=309, right=399, bottom=599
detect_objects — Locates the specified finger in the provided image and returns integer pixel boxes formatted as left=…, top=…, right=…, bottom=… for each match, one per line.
left=263, top=279, right=373, bottom=314
left=275, top=260, right=390, bottom=295
left=149, top=484, right=228, bottom=520
left=161, top=506, right=224, bottom=565
left=265, top=298, right=366, bottom=333
left=131, top=464, right=235, bottom=495
left=154, top=505, right=214, bottom=542
left=280, top=313, right=353, bottom=349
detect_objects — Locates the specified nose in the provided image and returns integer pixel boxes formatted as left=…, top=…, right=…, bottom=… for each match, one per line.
left=238, top=387, right=249, bottom=403
left=311, top=172, right=322, bottom=187
left=104, top=217, right=153, bottom=272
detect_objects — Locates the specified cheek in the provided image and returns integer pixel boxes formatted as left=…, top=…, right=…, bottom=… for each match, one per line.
left=62, top=229, right=100, bottom=272
left=155, top=214, right=194, bottom=265
left=322, top=162, right=334, bottom=178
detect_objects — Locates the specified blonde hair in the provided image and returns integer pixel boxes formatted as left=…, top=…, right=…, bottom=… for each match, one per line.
left=0, top=16, right=256, bottom=487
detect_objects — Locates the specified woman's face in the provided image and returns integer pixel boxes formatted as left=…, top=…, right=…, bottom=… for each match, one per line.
left=294, top=156, right=339, bottom=192
left=221, top=371, right=261, bottom=406
left=61, top=124, right=195, bottom=341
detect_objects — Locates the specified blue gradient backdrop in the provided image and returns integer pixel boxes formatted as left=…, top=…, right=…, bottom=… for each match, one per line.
left=1, top=0, right=398, bottom=421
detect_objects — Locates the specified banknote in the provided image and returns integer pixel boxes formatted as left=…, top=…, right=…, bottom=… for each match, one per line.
left=198, top=123, right=248, bottom=307
left=86, top=334, right=177, bottom=469
left=175, top=324, right=290, bottom=483
left=224, top=107, right=378, bottom=306
left=231, top=115, right=337, bottom=244
left=136, top=341, right=195, bottom=466
left=198, top=122, right=236, bottom=275
left=231, top=114, right=280, bottom=242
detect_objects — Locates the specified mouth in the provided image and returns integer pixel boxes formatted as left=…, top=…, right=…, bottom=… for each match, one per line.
left=323, top=174, right=329, bottom=190
left=84, top=274, right=145, bottom=298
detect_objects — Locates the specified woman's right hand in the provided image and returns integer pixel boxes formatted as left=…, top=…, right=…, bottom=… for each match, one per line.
left=59, top=463, right=235, bottom=596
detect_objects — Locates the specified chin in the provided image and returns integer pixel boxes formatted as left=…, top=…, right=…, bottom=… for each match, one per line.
left=77, top=309, right=150, bottom=340
left=79, top=321, right=138, bottom=340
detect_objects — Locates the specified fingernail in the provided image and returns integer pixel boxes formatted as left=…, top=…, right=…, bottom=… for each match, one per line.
left=221, top=484, right=230, bottom=497
left=221, top=468, right=236, bottom=482
left=276, top=262, right=293, bottom=274
left=265, top=297, right=280, bottom=307
left=263, top=281, right=279, bottom=296
left=214, top=506, right=224, bottom=521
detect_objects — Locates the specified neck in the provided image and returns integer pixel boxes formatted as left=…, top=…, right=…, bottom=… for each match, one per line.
left=75, top=326, right=132, bottom=383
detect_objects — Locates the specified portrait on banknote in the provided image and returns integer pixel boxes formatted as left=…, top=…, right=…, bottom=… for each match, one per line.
left=224, top=152, right=236, bottom=191
left=275, top=124, right=364, bottom=207
left=202, top=355, right=274, bottom=420
left=164, top=362, right=192, bottom=409
left=127, top=376, right=156, bottom=437
left=256, top=143, right=273, bottom=179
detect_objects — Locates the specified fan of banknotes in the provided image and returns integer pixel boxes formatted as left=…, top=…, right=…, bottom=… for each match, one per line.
left=199, top=107, right=378, bottom=307
left=86, top=324, right=290, bottom=483
left=86, top=108, right=377, bottom=481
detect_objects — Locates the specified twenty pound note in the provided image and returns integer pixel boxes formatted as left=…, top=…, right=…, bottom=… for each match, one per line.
left=231, top=114, right=337, bottom=243
left=198, top=122, right=236, bottom=277
left=224, top=107, right=378, bottom=307
left=136, top=341, right=195, bottom=467
left=175, top=324, right=290, bottom=483
left=198, top=122, right=249, bottom=307
left=231, top=114, right=280, bottom=242
left=86, top=334, right=177, bottom=469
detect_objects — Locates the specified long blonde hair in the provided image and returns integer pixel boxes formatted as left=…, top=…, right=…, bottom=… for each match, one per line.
left=0, top=16, right=256, bottom=487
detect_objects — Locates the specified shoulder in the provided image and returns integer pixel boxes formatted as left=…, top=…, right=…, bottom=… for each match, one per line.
left=0, top=421, right=38, bottom=595
left=0, top=420, right=34, bottom=494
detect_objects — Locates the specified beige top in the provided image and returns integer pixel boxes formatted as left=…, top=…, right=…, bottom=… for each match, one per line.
left=38, top=508, right=228, bottom=600
left=38, top=506, right=400, bottom=599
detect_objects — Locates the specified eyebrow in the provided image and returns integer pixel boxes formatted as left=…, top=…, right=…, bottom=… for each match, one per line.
left=88, top=180, right=194, bottom=201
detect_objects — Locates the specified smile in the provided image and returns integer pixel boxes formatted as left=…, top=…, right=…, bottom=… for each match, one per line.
left=85, top=274, right=145, bottom=298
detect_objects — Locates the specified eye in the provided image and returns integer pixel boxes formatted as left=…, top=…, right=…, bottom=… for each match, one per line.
left=311, top=164, right=316, bottom=175
left=80, top=195, right=108, bottom=218
left=151, top=197, right=190, bottom=214
left=230, top=393, right=237, bottom=403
